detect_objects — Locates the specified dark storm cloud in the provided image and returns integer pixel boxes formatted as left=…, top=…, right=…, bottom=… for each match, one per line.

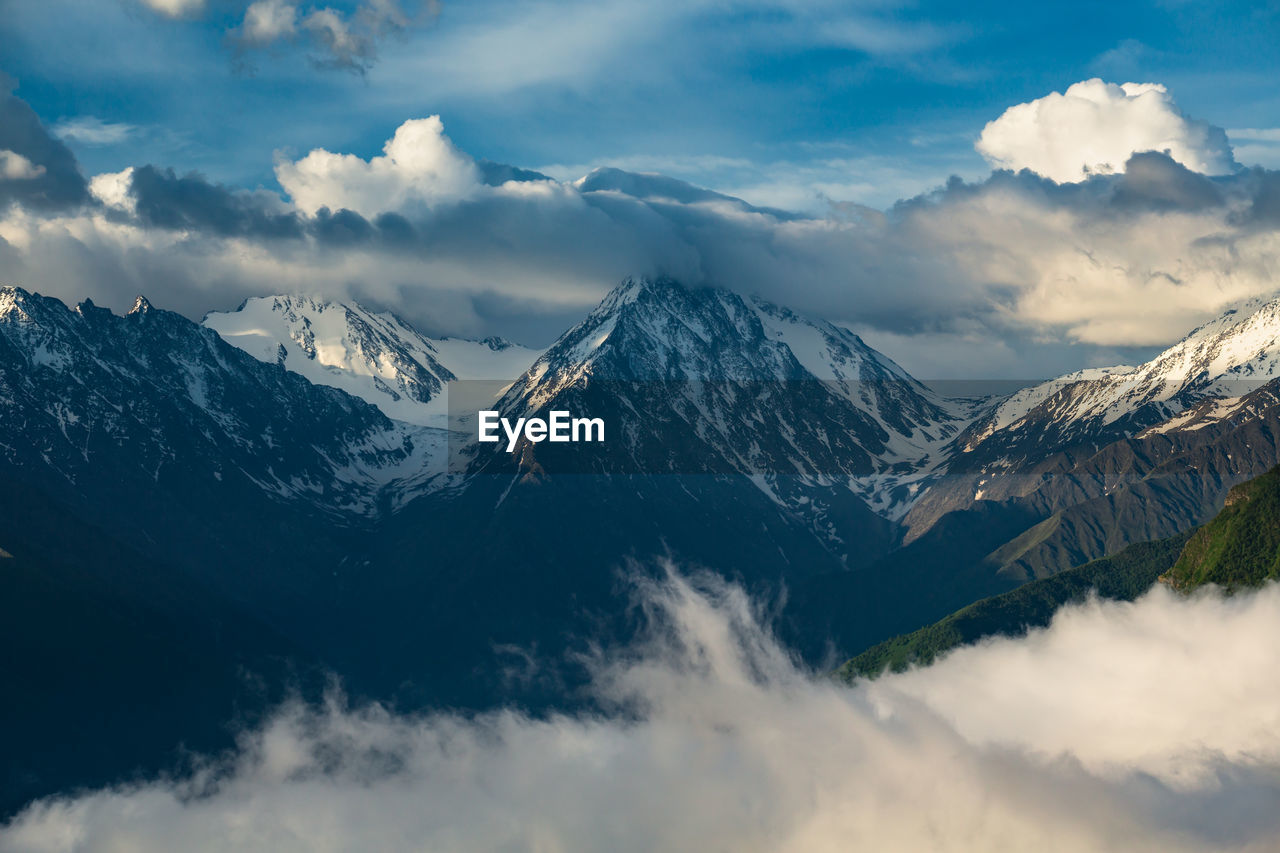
left=476, top=159, right=553, bottom=186
left=128, top=166, right=428, bottom=249
left=898, top=151, right=1232, bottom=219
left=1229, top=168, right=1280, bottom=228
left=0, top=79, right=89, bottom=212
left=130, top=165, right=305, bottom=239
left=1110, top=152, right=1226, bottom=212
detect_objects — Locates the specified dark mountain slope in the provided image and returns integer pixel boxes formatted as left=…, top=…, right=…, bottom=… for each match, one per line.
left=0, top=481, right=318, bottom=817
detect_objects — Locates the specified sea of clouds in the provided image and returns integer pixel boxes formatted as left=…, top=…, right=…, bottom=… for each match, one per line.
left=4, top=570, right=1280, bottom=852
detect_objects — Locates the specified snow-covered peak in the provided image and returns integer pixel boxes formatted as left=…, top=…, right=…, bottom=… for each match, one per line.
left=492, top=276, right=971, bottom=519
left=974, top=293, right=1280, bottom=446
left=0, top=286, right=27, bottom=320
left=1147, top=297, right=1280, bottom=390
left=516, top=275, right=954, bottom=422
left=203, top=295, right=542, bottom=427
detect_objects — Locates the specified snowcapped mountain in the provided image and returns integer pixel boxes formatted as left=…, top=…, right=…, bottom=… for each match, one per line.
left=203, top=295, right=542, bottom=426
left=965, top=296, right=1280, bottom=452
left=480, top=276, right=973, bottom=520
left=902, top=292, right=1280, bottom=548
left=0, top=287, right=443, bottom=519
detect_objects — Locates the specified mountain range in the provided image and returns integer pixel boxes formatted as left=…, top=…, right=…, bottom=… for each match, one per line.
left=6, top=274, right=1280, bottom=815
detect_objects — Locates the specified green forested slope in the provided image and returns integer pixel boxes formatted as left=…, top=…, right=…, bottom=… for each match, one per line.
left=1164, top=464, right=1280, bottom=590
left=837, top=531, right=1192, bottom=681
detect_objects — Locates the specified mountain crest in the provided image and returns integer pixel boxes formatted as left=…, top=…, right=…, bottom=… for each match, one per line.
left=489, top=275, right=969, bottom=520
left=967, top=292, right=1280, bottom=451
left=203, top=294, right=543, bottom=426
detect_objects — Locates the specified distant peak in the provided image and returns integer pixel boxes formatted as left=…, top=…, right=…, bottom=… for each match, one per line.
left=74, top=297, right=112, bottom=319
left=480, top=335, right=514, bottom=351
left=129, top=295, right=153, bottom=315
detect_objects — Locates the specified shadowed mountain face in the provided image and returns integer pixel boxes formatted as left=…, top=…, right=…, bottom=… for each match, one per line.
left=0, top=478, right=318, bottom=818
left=6, top=276, right=1280, bottom=817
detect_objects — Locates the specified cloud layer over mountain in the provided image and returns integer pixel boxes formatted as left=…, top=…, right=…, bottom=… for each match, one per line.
left=4, top=572, right=1280, bottom=852
left=3, top=80, right=1280, bottom=373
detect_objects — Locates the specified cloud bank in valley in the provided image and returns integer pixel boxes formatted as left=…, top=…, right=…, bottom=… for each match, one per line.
left=3, top=79, right=1280, bottom=373
left=3, top=572, right=1280, bottom=852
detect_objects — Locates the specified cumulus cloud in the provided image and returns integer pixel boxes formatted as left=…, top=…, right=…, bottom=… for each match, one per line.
left=87, top=168, right=137, bottom=214
left=275, top=116, right=480, bottom=217
left=234, top=0, right=299, bottom=47
left=4, top=572, right=1280, bottom=852
left=977, top=79, right=1238, bottom=183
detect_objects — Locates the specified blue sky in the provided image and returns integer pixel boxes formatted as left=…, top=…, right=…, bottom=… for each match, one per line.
left=6, top=0, right=1280, bottom=211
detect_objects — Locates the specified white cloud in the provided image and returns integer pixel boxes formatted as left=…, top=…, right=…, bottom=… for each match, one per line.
left=977, top=79, right=1238, bottom=183
left=88, top=168, right=137, bottom=214
left=51, top=117, right=137, bottom=146
left=275, top=116, right=481, bottom=217
left=139, top=0, right=204, bottom=18
left=879, top=584, right=1280, bottom=787
left=4, top=572, right=1280, bottom=852
left=237, top=0, right=299, bottom=47
left=0, top=150, right=46, bottom=181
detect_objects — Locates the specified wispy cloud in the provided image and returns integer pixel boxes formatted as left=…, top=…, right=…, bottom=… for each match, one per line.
left=52, top=116, right=138, bottom=146
left=137, top=0, right=205, bottom=19
left=1229, top=127, right=1280, bottom=169
left=378, top=0, right=965, bottom=101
